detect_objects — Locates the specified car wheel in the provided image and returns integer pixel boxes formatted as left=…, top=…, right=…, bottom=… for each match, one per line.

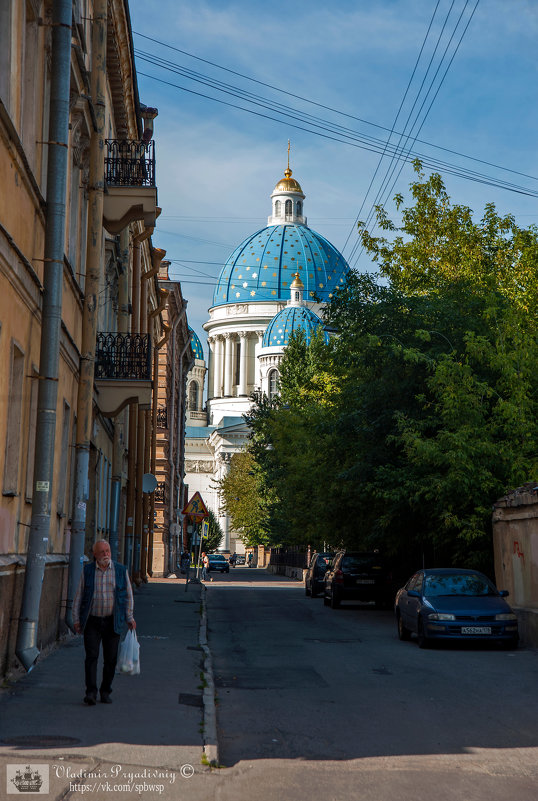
left=397, top=613, right=411, bottom=641
left=330, top=591, right=341, bottom=609
left=417, top=617, right=430, bottom=649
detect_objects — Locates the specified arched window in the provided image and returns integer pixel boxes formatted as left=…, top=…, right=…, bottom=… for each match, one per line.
left=188, top=380, right=198, bottom=410
left=268, top=369, right=279, bottom=401
left=274, top=199, right=281, bottom=217
left=285, top=199, right=292, bottom=218
left=296, top=200, right=302, bottom=216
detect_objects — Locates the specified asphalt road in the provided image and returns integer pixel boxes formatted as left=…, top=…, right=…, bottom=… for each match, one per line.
left=204, top=567, right=538, bottom=800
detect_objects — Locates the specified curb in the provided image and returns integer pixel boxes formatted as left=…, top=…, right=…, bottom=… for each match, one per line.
left=198, top=585, right=219, bottom=766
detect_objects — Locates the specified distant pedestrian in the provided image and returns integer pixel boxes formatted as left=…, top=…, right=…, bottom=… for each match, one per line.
left=248, top=552, right=253, bottom=568
left=229, top=553, right=237, bottom=567
left=201, top=551, right=212, bottom=581
left=179, top=550, right=190, bottom=574
left=73, top=540, right=136, bottom=706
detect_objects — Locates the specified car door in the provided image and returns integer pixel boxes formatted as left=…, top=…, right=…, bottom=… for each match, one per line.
left=400, top=572, right=422, bottom=628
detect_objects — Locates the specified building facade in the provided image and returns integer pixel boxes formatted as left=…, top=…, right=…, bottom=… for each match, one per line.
left=185, top=163, right=350, bottom=553
left=0, top=0, right=189, bottom=676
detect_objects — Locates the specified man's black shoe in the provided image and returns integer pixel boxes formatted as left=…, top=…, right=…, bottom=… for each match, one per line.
left=83, top=695, right=97, bottom=706
left=100, top=694, right=112, bottom=704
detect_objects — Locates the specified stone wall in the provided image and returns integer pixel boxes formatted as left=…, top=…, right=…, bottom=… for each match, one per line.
left=492, top=483, right=538, bottom=647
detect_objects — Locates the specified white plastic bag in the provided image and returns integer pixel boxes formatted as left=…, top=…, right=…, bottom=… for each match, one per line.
left=117, top=629, right=140, bottom=675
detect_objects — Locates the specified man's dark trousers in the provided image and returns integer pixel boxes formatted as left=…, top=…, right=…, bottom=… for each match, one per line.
left=83, top=615, right=120, bottom=699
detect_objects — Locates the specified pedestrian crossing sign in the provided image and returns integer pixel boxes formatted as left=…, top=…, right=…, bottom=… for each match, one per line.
left=201, top=519, right=209, bottom=539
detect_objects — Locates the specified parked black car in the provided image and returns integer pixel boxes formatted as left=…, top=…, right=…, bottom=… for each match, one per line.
left=323, top=551, right=393, bottom=609
left=305, top=552, right=334, bottom=597
left=394, top=568, right=519, bottom=648
left=207, top=554, right=230, bottom=573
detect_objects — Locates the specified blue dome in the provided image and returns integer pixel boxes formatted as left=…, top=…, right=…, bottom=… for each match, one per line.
left=262, top=305, right=328, bottom=348
left=189, top=327, right=204, bottom=361
left=212, top=224, right=349, bottom=306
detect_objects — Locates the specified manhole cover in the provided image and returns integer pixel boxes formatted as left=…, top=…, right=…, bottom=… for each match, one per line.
left=178, top=693, right=203, bottom=707
left=2, top=735, right=81, bottom=747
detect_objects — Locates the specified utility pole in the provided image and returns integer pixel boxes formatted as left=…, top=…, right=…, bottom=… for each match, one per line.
left=15, top=0, right=72, bottom=671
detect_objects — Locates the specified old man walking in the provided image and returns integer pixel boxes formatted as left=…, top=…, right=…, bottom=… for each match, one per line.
left=73, top=540, right=136, bottom=705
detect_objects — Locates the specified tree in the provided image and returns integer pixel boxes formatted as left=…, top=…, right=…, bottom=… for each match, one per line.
left=204, top=509, right=224, bottom=553
left=242, top=165, right=538, bottom=572
left=218, top=449, right=278, bottom=547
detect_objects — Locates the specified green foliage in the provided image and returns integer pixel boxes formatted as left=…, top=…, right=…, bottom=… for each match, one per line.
left=235, top=166, right=538, bottom=571
left=204, top=509, right=224, bottom=553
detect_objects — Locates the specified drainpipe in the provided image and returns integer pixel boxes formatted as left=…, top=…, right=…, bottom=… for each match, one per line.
left=164, top=307, right=187, bottom=574
left=149, top=323, right=171, bottom=575
left=15, top=0, right=72, bottom=670
left=125, top=228, right=150, bottom=575
left=65, top=0, right=107, bottom=632
left=109, top=229, right=130, bottom=561
left=170, top=333, right=193, bottom=575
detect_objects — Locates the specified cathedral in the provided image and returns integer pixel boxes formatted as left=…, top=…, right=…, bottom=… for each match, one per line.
left=184, top=158, right=351, bottom=553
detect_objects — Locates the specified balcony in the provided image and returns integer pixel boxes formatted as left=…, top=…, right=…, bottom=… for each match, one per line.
left=95, top=332, right=153, bottom=416
left=103, top=140, right=159, bottom=234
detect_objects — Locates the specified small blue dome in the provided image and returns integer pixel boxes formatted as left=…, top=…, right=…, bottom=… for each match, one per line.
left=212, top=224, right=349, bottom=307
left=189, top=327, right=204, bottom=361
left=262, top=306, right=328, bottom=348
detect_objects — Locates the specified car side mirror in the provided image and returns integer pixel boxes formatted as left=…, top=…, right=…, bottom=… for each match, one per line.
left=407, top=589, right=420, bottom=598
left=499, top=590, right=509, bottom=598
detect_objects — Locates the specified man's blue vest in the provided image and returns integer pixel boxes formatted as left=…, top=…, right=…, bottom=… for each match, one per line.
left=79, top=561, right=129, bottom=634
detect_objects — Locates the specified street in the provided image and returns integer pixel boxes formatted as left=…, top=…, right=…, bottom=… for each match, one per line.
left=204, top=567, right=538, bottom=799
left=0, top=568, right=537, bottom=801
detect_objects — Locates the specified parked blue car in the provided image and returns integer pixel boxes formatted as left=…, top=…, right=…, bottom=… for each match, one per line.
left=395, top=568, right=519, bottom=649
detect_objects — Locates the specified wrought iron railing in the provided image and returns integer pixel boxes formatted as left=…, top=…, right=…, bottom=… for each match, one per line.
left=155, top=482, right=165, bottom=503
left=105, top=139, right=156, bottom=187
left=157, top=407, right=168, bottom=428
left=95, top=333, right=152, bottom=380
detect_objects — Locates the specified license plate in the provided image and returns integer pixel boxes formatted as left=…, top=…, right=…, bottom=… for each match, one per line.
left=356, top=579, right=375, bottom=584
left=461, top=626, right=491, bottom=635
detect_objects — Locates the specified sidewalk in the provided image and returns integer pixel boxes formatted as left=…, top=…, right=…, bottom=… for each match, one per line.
left=0, top=577, right=212, bottom=800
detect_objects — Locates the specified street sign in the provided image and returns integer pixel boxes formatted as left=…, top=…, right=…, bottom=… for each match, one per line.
left=201, top=519, right=209, bottom=540
left=182, top=491, right=208, bottom=521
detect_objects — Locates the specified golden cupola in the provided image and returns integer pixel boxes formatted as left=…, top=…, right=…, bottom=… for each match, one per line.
left=268, top=142, right=307, bottom=226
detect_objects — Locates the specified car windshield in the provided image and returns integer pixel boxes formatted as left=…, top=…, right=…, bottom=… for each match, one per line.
left=210, top=555, right=225, bottom=561
left=342, top=555, right=384, bottom=571
left=424, top=574, right=497, bottom=597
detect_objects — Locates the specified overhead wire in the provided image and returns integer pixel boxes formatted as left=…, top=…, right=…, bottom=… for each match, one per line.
left=348, top=0, right=481, bottom=267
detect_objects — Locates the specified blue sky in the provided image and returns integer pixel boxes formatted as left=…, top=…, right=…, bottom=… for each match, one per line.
left=129, top=0, right=538, bottom=344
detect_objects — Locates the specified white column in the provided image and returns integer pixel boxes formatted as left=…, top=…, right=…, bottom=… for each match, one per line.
left=213, top=335, right=223, bottom=398
left=238, top=331, right=248, bottom=396
left=223, top=333, right=233, bottom=397
left=255, top=330, right=264, bottom=391
left=207, top=336, right=215, bottom=400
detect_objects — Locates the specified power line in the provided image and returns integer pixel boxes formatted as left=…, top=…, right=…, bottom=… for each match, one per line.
left=132, top=29, right=537, bottom=184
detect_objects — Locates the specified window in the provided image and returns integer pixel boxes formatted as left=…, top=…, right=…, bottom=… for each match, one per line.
left=285, top=199, right=292, bottom=217
left=3, top=343, right=25, bottom=495
left=234, top=342, right=241, bottom=386
left=56, top=402, right=71, bottom=515
left=25, top=366, right=39, bottom=502
left=188, top=380, right=198, bottom=410
left=268, top=369, right=279, bottom=400
left=297, top=201, right=302, bottom=216
left=274, top=200, right=281, bottom=217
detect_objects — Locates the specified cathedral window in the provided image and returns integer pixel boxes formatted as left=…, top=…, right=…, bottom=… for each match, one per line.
left=275, top=200, right=281, bottom=217
left=188, top=380, right=198, bottom=410
left=285, top=200, right=292, bottom=219
left=234, top=342, right=241, bottom=386
left=268, top=369, right=279, bottom=401
left=297, top=201, right=302, bottom=216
